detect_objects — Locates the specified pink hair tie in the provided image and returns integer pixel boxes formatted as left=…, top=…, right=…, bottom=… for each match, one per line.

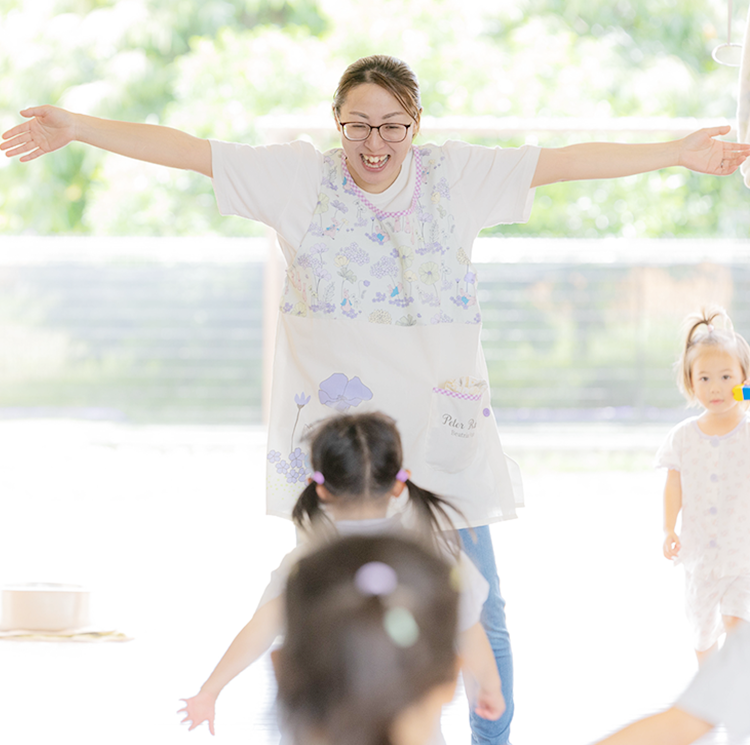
left=707, top=323, right=715, bottom=332
left=311, top=471, right=325, bottom=485
left=396, top=469, right=409, bottom=483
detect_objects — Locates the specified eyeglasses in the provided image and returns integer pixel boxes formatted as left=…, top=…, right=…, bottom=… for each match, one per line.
left=338, top=121, right=413, bottom=143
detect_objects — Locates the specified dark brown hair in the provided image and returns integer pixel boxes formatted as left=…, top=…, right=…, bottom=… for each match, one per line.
left=276, top=534, right=459, bottom=745
left=292, top=412, right=463, bottom=555
left=333, top=55, right=422, bottom=134
left=676, top=305, right=750, bottom=405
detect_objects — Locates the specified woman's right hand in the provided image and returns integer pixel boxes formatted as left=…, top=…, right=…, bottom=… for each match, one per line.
left=663, top=530, right=681, bottom=559
left=178, top=691, right=218, bottom=735
left=1, top=106, right=76, bottom=162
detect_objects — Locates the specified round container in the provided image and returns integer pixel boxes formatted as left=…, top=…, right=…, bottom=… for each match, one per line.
left=0, top=583, right=90, bottom=632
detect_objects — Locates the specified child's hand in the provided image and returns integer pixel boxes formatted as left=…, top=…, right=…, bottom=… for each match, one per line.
left=473, top=683, right=506, bottom=721
left=178, top=692, right=217, bottom=735
left=663, top=530, right=681, bottom=559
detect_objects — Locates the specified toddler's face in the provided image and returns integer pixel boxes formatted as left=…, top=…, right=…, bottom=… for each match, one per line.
left=690, top=350, right=745, bottom=415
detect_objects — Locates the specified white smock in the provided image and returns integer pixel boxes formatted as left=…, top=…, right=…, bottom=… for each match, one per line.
left=210, top=139, right=540, bottom=527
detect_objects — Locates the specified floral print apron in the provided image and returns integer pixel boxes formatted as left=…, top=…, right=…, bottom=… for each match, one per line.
left=266, top=145, right=522, bottom=527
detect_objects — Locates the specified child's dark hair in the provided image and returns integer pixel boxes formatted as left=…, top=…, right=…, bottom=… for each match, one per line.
left=292, top=412, right=463, bottom=555
left=275, top=534, right=459, bottom=745
left=676, top=304, right=750, bottom=405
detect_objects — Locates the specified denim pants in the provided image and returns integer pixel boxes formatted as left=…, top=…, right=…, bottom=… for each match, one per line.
left=459, top=525, right=513, bottom=745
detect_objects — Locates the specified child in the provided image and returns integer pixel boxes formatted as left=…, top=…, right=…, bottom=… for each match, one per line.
left=592, top=619, right=750, bottom=744
left=275, top=533, right=464, bottom=745
left=656, top=305, right=750, bottom=662
left=178, top=412, right=504, bottom=737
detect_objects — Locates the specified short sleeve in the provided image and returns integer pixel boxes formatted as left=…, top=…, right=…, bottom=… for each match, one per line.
left=209, top=139, right=323, bottom=238
left=255, top=545, right=308, bottom=610
left=655, top=423, right=684, bottom=471
left=675, top=621, right=750, bottom=737
left=441, top=140, right=540, bottom=234
left=456, top=551, right=490, bottom=631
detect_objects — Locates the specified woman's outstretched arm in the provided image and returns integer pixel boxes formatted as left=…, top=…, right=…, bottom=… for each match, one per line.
left=531, top=126, right=750, bottom=187
left=2, top=105, right=212, bottom=177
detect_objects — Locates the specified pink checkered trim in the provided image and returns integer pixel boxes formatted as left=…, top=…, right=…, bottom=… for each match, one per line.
left=433, top=387, right=482, bottom=401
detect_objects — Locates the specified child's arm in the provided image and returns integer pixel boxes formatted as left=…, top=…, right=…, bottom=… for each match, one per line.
left=458, top=622, right=505, bottom=720
left=178, top=596, right=283, bottom=735
left=591, top=706, right=712, bottom=745
left=663, top=469, right=683, bottom=560
left=2, top=105, right=212, bottom=176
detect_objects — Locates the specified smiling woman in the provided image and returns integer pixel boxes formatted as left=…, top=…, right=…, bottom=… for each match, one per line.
left=2, top=53, right=749, bottom=745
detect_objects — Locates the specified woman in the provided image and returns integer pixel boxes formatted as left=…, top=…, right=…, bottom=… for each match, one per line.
left=3, top=55, right=749, bottom=745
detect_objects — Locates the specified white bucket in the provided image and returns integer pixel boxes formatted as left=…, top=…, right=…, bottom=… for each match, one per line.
left=0, top=583, right=90, bottom=632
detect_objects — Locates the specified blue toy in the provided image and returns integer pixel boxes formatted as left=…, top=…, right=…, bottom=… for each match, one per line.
left=732, top=385, right=750, bottom=401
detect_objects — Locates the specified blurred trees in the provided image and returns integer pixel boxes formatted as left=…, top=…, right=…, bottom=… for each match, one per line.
left=1, top=0, right=748, bottom=238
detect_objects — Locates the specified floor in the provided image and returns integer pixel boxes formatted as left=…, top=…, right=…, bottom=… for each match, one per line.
left=0, top=420, right=742, bottom=745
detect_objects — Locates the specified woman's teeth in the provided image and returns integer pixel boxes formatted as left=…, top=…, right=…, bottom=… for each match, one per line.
left=362, top=154, right=389, bottom=168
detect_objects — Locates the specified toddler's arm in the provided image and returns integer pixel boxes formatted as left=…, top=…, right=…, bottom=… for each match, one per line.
left=2, top=105, right=212, bottom=176
left=663, top=469, right=682, bottom=560
left=458, top=622, right=505, bottom=720
left=178, top=596, right=283, bottom=735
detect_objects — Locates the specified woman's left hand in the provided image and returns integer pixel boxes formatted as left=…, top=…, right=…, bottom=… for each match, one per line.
left=678, top=126, right=750, bottom=175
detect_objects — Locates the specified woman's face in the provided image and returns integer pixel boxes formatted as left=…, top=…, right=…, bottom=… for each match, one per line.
left=335, top=83, right=418, bottom=194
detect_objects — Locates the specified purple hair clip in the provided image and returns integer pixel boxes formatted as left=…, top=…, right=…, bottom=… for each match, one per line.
left=396, top=468, right=409, bottom=483
left=311, top=471, right=325, bottom=485
left=354, top=561, right=398, bottom=596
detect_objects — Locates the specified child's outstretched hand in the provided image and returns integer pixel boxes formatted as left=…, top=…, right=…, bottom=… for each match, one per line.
left=473, top=683, right=505, bottom=721
left=663, top=530, right=681, bottom=560
left=178, top=691, right=217, bottom=735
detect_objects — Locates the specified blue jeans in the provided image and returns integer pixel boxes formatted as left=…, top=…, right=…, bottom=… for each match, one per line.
left=459, top=526, right=513, bottom=745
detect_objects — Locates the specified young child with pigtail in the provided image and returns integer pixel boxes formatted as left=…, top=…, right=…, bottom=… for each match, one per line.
left=179, top=412, right=504, bottom=739
left=656, top=305, right=750, bottom=662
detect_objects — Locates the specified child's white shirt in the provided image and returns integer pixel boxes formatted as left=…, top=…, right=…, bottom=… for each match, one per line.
left=258, top=514, right=489, bottom=631
left=656, top=414, right=750, bottom=577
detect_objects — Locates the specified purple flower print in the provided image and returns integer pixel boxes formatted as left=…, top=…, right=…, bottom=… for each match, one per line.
left=343, top=243, right=369, bottom=265
left=294, top=392, right=311, bottom=407
left=319, top=373, right=373, bottom=412
left=291, top=392, right=310, bottom=452
left=431, top=311, right=454, bottom=324
left=267, top=450, right=281, bottom=463
left=331, top=199, right=349, bottom=213
left=289, top=448, right=305, bottom=469
left=370, top=255, right=398, bottom=280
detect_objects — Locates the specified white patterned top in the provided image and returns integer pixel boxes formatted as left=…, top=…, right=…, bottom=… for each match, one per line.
left=656, top=415, right=750, bottom=578
left=210, top=139, right=539, bottom=525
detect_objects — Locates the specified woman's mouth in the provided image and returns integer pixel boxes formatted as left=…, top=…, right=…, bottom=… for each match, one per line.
left=360, top=153, right=390, bottom=171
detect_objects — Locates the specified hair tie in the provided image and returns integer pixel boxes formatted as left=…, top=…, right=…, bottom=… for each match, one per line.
left=354, top=562, right=419, bottom=648
left=396, top=468, right=409, bottom=483
left=311, top=471, right=325, bottom=485
left=707, top=323, right=715, bottom=333
left=354, top=561, right=398, bottom=596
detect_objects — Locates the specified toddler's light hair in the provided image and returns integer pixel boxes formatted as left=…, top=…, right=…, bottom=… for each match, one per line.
left=676, top=304, right=750, bottom=405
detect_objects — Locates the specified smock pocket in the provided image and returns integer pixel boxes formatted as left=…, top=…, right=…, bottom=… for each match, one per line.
left=424, top=378, right=487, bottom=473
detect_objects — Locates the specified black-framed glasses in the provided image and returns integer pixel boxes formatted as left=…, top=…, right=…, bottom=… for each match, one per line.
left=338, top=121, right=413, bottom=143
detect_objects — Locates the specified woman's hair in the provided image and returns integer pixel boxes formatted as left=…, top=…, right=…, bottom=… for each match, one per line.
left=333, top=55, right=422, bottom=134
left=676, top=304, right=750, bottom=404
left=292, top=412, right=463, bottom=555
left=275, top=534, right=459, bottom=745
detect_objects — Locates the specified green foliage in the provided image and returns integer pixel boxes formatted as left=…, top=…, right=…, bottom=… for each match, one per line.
left=1, top=0, right=747, bottom=237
